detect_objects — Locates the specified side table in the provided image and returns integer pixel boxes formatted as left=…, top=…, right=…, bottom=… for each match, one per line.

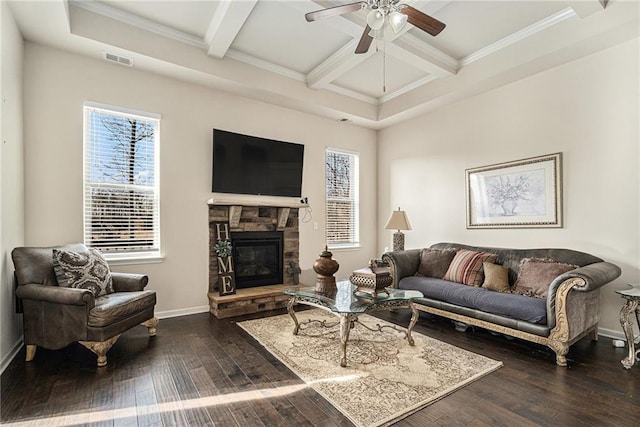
left=616, top=284, right=640, bottom=369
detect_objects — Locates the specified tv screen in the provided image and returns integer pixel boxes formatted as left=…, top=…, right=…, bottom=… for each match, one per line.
left=212, top=129, right=304, bottom=197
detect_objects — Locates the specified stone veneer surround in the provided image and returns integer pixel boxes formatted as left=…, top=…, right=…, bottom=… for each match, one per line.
left=208, top=198, right=304, bottom=318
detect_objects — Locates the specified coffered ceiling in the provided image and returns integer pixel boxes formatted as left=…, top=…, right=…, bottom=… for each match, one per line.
left=8, top=0, right=639, bottom=128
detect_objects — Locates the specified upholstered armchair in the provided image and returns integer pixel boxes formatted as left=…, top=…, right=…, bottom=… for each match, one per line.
left=12, top=243, right=158, bottom=367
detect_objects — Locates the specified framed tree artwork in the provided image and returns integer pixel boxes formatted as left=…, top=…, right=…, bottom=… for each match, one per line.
left=466, top=153, right=562, bottom=229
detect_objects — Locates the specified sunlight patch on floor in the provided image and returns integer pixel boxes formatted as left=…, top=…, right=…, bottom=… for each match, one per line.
left=2, top=374, right=363, bottom=426
left=3, top=383, right=306, bottom=426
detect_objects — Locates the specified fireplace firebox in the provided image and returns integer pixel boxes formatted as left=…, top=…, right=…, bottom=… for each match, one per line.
left=231, top=231, right=284, bottom=289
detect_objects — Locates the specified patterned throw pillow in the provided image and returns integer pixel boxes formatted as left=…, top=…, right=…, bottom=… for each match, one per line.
left=415, top=248, right=457, bottom=278
left=482, top=262, right=510, bottom=292
left=443, top=249, right=497, bottom=287
left=513, top=258, right=577, bottom=298
left=52, top=248, right=114, bottom=297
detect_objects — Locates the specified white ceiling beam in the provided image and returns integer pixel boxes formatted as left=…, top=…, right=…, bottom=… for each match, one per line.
left=388, top=34, right=457, bottom=77
left=566, top=0, right=607, bottom=18
left=205, top=0, right=258, bottom=59
left=306, top=39, right=374, bottom=88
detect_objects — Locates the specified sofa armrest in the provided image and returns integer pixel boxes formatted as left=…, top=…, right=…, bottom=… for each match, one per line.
left=16, top=283, right=95, bottom=308
left=563, top=262, right=621, bottom=292
left=382, top=249, right=421, bottom=288
left=546, top=261, right=621, bottom=333
left=549, top=262, right=621, bottom=297
left=112, top=272, right=149, bottom=292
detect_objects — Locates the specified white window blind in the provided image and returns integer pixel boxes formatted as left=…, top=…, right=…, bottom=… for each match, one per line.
left=83, top=103, right=160, bottom=255
left=326, top=148, right=359, bottom=248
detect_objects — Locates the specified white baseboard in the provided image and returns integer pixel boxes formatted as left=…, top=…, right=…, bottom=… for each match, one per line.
left=155, top=305, right=210, bottom=319
left=598, top=327, right=632, bottom=341
left=1, top=338, right=24, bottom=375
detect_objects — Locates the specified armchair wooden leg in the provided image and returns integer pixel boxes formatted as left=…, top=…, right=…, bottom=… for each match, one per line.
left=79, top=334, right=121, bottom=367
left=141, top=317, right=159, bottom=336
left=589, top=325, right=599, bottom=341
left=25, top=345, right=37, bottom=362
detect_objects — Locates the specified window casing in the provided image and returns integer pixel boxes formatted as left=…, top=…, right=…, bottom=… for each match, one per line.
left=325, top=148, right=360, bottom=249
left=83, top=103, right=160, bottom=257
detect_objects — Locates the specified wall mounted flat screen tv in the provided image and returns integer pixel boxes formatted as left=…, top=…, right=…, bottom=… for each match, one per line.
left=212, top=129, right=304, bottom=197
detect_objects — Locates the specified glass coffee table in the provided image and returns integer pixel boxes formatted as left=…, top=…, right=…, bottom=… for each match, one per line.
left=284, top=281, right=423, bottom=367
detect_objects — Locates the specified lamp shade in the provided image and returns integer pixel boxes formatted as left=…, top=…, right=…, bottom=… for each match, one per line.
left=385, top=208, right=411, bottom=231
left=366, top=9, right=385, bottom=30
left=388, top=11, right=408, bottom=33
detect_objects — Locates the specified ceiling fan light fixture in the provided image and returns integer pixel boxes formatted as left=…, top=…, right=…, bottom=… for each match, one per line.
left=388, top=11, right=407, bottom=33
left=368, top=27, right=384, bottom=40
left=366, top=9, right=385, bottom=30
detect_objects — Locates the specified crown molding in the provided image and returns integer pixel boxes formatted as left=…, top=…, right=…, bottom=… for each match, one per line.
left=460, top=7, right=577, bottom=67
left=324, top=83, right=379, bottom=105
left=70, top=0, right=207, bottom=49
left=394, top=33, right=458, bottom=72
left=225, top=49, right=306, bottom=82
left=379, top=74, right=438, bottom=104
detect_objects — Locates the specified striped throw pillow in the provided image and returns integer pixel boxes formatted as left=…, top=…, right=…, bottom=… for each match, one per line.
left=443, top=249, right=497, bottom=286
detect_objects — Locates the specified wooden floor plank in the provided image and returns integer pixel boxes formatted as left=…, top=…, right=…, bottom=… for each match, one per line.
left=2, top=309, right=639, bottom=427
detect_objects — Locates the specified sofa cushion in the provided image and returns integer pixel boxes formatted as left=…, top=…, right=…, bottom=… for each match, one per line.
left=513, top=258, right=577, bottom=298
left=53, top=248, right=114, bottom=297
left=399, top=276, right=547, bottom=324
left=416, top=248, right=457, bottom=278
left=443, top=249, right=497, bottom=287
left=88, top=291, right=156, bottom=327
left=482, top=262, right=510, bottom=292
left=430, top=243, right=602, bottom=285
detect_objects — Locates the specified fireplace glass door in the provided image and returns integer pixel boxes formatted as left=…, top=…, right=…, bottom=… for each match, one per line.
left=231, top=231, right=283, bottom=288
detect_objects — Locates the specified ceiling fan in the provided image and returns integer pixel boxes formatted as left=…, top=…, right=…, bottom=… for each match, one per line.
left=305, top=0, right=446, bottom=54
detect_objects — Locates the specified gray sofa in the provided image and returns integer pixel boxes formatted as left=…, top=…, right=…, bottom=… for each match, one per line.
left=382, top=243, right=622, bottom=366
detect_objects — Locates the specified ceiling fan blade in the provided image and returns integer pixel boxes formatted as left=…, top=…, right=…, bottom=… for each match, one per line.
left=399, top=5, right=446, bottom=36
left=305, top=1, right=366, bottom=22
left=355, top=25, right=373, bottom=54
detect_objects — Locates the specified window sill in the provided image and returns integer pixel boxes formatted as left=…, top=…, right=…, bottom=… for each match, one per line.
left=104, top=254, right=165, bottom=266
left=327, top=245, right=361, bottom=252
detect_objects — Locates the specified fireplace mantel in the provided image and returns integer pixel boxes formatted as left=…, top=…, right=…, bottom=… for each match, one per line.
left=208, top=196, right=308, bottom=228
left=207, top=195, right=309, bottom=209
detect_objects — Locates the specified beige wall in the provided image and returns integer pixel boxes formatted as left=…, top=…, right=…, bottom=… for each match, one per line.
left=1, top=2, right=25, bottom=371
left=22, top=42, right=378, bottom=317
left=378, top=39, right=640, bottom=337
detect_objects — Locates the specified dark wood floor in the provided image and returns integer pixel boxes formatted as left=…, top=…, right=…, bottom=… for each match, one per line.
left=2, top=308, right=639, bottom=426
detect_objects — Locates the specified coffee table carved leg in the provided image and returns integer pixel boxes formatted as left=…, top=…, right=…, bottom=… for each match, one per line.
left=407, top=302, right=418, bottom=346
left=339, top=314, right=352, bottom=367
left=287, top=298, right=300, bottom=335
left=619, top=299, right=639, bottom=369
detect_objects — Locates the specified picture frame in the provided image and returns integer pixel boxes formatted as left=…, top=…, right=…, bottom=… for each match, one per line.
left=466, top=153, right=562, bottom=229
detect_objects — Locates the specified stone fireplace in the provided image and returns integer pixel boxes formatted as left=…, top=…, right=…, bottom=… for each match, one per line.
left=207, top=197, right=303, bottom=318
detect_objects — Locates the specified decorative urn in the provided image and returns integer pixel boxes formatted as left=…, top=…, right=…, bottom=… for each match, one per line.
left=313, top=246, right=339, bottom=293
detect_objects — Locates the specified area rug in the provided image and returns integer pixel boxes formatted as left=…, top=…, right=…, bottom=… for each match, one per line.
left=237, top=309, right=502, bottom=427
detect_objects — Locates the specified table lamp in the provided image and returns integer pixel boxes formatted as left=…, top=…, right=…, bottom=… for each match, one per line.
left=385, top=207, right=411, bottom=251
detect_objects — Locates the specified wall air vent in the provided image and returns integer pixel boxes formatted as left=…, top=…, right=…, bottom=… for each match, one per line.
left=103, top=52, right=133, bottom=67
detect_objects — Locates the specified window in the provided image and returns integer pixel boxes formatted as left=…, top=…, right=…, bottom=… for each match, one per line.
left=83, top=103, right=160, bottom=257
left=325, top=148, right=359, bottom=249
